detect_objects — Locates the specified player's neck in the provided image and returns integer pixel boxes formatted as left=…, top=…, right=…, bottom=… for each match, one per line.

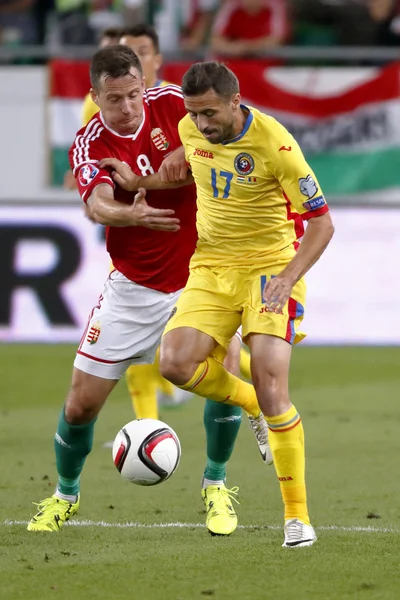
left=146, top=76, right=157, bottom=89
left=231, top=107, right=249, bottom=139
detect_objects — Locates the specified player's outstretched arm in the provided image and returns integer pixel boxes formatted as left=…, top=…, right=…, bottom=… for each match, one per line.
left=98, top=157, right=193, bottom=192
left=263, top=212, right=334, bottom=312
left=87, top=183, right=180, bottom=231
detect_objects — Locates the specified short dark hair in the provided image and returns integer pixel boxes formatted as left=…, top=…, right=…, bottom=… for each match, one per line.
left=100, top=27, right=122, bottom=42
left=120, top=24, right=160, bottom=53
left=182, top=62, right=239, bottom=99
left=90, top=45, right=143, bottom=90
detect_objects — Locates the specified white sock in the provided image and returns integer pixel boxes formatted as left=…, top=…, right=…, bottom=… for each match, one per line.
left=202, top=477, right=225, bottom=489
left=54, top=489, right=78, bottom=503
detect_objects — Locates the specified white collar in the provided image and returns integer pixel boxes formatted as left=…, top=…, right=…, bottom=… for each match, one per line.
left=99, top=108, right=146, bottom=140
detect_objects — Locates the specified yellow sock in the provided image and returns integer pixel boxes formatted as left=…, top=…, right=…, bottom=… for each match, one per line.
left=266, top=404, right=310, bottom=524
left=239, top=348, right=252, bottom=381
left=180, top=357, right=260, bottom=417
left=125, top=364, right=159, bottom=420
left=153, top=347, right=175, bottom=396
left=156, top=371, right=175, bottom=396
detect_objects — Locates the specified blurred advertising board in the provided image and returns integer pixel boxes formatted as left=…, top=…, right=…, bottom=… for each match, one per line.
left=1, top=205, right=399, bottom=344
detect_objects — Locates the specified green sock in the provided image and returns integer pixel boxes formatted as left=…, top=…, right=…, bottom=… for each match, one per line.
left=54, top=408, right=96, bottom=496
left=203, top=399, right=242, bottom=482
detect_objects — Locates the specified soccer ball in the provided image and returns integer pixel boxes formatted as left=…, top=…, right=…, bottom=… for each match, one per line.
left=112, top=419, right=181, bottom=486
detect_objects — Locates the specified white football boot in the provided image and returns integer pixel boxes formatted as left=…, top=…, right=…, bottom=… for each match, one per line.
left=283, top=518, right=317, bottom=548
left=248, top=413, right=273, bottom=465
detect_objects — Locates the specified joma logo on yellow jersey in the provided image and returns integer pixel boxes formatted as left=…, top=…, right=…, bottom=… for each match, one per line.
left=193, top=148, right=214, bottom=159
left=260, top=306, right=283, bottom=315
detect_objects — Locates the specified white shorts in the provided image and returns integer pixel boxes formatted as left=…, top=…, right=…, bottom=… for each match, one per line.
left=74, top=270, right=181, bottom=380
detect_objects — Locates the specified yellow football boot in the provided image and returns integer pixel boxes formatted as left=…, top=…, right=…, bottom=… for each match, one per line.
left=27, top=494, right=80, bottom=532
left=201, top=485, right=239, bottom=536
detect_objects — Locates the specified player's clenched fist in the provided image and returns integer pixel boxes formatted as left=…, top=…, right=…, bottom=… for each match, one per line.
left=99, top=158, right=140, bottom=191
left=159, top=146, right=188, bottom=184
left=131, top=188, right=180, bottom=231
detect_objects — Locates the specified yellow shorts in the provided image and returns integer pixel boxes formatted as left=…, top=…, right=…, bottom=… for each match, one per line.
left=163, top=265, right=306, bottom=360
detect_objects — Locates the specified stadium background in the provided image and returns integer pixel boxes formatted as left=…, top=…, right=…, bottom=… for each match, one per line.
left=1, top=2, right=400, bottom=599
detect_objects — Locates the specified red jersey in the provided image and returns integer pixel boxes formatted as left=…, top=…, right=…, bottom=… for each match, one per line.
left=213, top=0, right=289, bottom=43
left=69, top=85, right=198, bottom=294
left=181, top=0, right=219, bottom=32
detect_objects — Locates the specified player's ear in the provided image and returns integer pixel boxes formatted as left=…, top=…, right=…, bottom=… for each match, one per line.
left=232, top=93, right=241, bottom=111
left=90, top=88, right=100, bottom=107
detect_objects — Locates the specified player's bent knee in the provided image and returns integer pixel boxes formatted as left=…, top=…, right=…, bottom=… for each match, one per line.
left=64, top=392, right=99, bottom=425
left=64, top=402, right=97, bottom=425
left=64, top=380, right=103, bottom=425
left=253, top=371, right=276, bottom=392
left=159, top=349, right=198, bottom=386
left=251, top=367, right=289, bottom=414
left=159, top=359, right=197, bottom=386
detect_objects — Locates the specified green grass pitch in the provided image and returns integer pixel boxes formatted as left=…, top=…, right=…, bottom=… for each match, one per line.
left=1, top=345, right=399, bottom=600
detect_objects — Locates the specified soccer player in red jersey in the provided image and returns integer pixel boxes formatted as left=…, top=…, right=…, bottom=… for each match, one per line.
left=27, top=45, right=270, bottom=536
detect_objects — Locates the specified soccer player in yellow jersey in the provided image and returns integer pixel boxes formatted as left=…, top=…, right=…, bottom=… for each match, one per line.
left=111, top=25, right=252, bottom=419
left=158, top=62, right=334, bottom=548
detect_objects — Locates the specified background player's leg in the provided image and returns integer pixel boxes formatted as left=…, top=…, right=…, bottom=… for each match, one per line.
left=157, top=372, right=175, bottom=397
left=203, top=335, right=242, bottom=486
left=246, top=333, right=316, bottom=547
left=125, top=364, right=159, bottom=419
left=239, top=347, right=252, bottom=381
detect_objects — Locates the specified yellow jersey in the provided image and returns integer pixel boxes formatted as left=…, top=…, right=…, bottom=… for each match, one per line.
left=153, top=79, right=170, bottom=87
left=81, top=80, right=170, bottom=126
left=82, top=93, right=98, bottom=126
left=179, top=106, right=328, bottom=269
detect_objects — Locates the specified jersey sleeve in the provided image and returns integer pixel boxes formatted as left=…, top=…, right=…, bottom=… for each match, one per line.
left=146, top=84, right=187, bottom=123
left=81, top=93, right=99, bottom=126
left=178, top=115, right=193, bottom=164
left=68, top=127, right=115, bottom=203
left=267, top=118, right=329, bottom=220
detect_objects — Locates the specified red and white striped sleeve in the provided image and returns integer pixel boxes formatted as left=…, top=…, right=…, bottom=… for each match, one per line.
left=68, top=117, right=115, bottom=203
left=145, top=84, right=187, bottom=122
